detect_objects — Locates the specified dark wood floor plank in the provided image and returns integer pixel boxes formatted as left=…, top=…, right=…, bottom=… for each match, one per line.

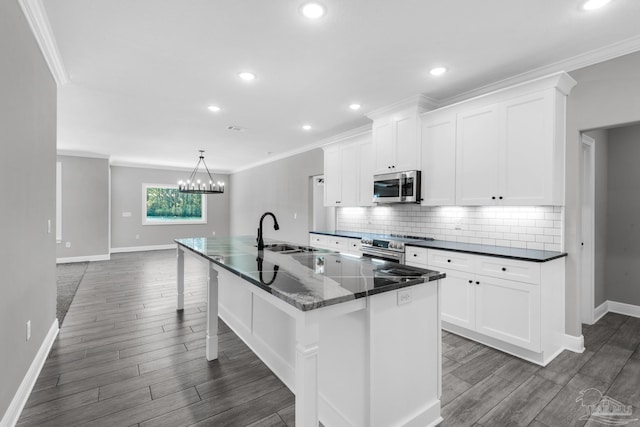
left=478, top=375, right=563, bottom=427
left=450, top=348, right=511, bottom=385
left=440, top=374, right=519, bottom=426
left=188, top=386, right=295, bottom=427
left=578, top=344, right=633, bottom=387
left=595, top=312, right=629, bottom=330
left=26, top=387, right=152, bottom=427
left=607, top=316, right=640, bottom=352
left=246, top=413, right=287, bottom=427
left=605, top=358, right=640, bottom=407
left=583, top=325, right=617, bottom=352
left=537, top=350, right=595, bottom=386
left=534, top=373, right=608, bottom=427
left=90, top=387, right=200, bottom=427
left=277, top=405, right=295, bottom=427
left=139, top=375, right=287, bottom=427
left=441, top=373, right=473, bottom=407
left=494, top=356, right=540, bottom=384
left=17, top=388, right=99, bottom=426
left=24, top=365, right=139, bottom=409
left=40, top=350, right=119, bottom=379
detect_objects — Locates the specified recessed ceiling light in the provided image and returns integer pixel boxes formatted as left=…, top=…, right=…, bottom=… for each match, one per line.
left=582, top=0, right=611, bottom=10
left=429, top=67, right=447, bottom=76
left=238, top=72, right=256, bottom=81
left=301, top=2, right=326, bottom=19
left=349, top=103, right=361, bottom=110
left=207, top=105, right=221, bottom=112
left=302, top=124, right=312, bottom=131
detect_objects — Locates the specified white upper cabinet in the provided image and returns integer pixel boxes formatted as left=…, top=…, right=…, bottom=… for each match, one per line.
left=372, top=112, right=419, bottom=174
left=456, top=104, right=501, bottom=205
left=323, top=132, right=374, bottom=207
left=452, top=72, right=575, bottom=206
left=420, top=111, right=457, bottom=206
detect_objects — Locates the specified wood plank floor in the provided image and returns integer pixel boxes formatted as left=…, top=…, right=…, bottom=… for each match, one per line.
left=19, top=250, right=640, bottom=426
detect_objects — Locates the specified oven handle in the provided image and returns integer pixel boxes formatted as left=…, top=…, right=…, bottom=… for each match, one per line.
left=361, top=247, right=404, bottom=262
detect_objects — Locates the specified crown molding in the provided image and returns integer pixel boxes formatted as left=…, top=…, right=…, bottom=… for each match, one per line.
left=109, top=160, right=230, bottom=175
left=439, top=34, right=640, bottom=107
left=57, top=150, right=110, bottom=159
left=18, top=0, right=69, bottom=86
left=366, top=94, right=439, bottom=120
left=231, top=124, right=372, bottom=174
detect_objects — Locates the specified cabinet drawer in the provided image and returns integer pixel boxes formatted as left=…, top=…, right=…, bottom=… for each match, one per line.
left=405, top=246, right=428, bottom=266
left=347, top=238, right=361, bottom=253
left=476, top=256, right=540, bottom=284
left=328, top=236, right=349, bottom=252
left=309, top=234, right=328, bottom=248
left=428, top=249, right=475, bottom=273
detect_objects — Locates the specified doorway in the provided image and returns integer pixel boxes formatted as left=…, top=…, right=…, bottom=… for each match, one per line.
left=580, top=134, right=595, bottom=324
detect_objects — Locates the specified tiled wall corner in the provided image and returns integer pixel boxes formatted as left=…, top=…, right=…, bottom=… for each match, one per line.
left=336, top=205, right=564, bottom=251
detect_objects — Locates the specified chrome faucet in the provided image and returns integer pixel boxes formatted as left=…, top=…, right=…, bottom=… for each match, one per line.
left=257, top=212, right=279, bottom=250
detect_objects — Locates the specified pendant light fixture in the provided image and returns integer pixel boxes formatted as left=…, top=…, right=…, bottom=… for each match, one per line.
left=178, top=150, right=224, bottom=194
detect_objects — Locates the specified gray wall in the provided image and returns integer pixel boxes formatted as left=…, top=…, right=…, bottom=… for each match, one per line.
left=566, top=50, right=640, bottom=334
left=604, top=124, right=640, bottom=306
left=56, top=155, right=110, bottom=259
left=0, top=0, right=57, bottom=419
left=111, top=166, right=230, bottom=248
left=586, top=129, right=609, bottom=307
left=230, top=149, right=324, bottom=246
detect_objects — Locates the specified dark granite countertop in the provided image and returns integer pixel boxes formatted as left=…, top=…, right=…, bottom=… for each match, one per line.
left=175, top=236, right=444, bottom=312
left=310, top=230, right=566, bottom=262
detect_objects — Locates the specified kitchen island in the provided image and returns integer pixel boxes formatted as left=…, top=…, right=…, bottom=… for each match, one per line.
left=176, top=236, right=445, bottom=427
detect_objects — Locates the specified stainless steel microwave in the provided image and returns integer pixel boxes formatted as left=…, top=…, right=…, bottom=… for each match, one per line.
left=373, top=170, right=421, bottom=204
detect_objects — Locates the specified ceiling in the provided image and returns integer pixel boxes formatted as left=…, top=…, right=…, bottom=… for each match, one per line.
left=44, top=0, right=640, bottom=172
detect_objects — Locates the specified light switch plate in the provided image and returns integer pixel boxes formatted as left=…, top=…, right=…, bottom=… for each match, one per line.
left=397, top=289, right=412, bottom=305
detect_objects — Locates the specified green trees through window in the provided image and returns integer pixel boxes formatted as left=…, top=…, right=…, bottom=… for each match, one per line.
left=143, top=185, right=206, bottom=224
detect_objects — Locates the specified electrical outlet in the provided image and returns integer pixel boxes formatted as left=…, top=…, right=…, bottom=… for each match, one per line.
left=397, top=289, right=412, bottom=305
left=47, top=219, right=52, bottom=233
left=122, top=212, right=132, bottom=217
left=294, top=212, right=297, bottom=220
left=26, top=320, right=31, bottom=341
left=65, top=242, right=71, bottom=248
left=135, top=234, right=140, bottom=240
left=211, top=231, right=216, bottom=236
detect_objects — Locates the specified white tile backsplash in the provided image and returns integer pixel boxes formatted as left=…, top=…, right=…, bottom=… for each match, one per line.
left=336, top=205, right=564, bottom=251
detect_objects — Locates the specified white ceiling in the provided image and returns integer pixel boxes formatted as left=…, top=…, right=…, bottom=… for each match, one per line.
left=44, top=0, right=640, bottom=172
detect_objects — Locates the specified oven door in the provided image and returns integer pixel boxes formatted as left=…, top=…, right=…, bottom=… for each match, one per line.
left=373, top=173, right=402, bottom=203
left=361, top=247, right=404, bottom=264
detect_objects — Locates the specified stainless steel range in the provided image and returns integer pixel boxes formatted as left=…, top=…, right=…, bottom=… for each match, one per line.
left=361, top=235, right=433, bottom=264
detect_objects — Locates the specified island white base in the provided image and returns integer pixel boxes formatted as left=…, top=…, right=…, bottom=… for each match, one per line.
left=178, top=247, right=442, bottom=427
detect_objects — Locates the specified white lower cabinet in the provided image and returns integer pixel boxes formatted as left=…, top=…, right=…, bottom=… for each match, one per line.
left=406, top=246, right=565, bottom=365
left=309, top=233, right=362, bottom=257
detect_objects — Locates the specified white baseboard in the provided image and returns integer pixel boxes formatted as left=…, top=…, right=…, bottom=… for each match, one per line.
left=607, top=300, right=640, bottom=318
left=56, top=254, right=110, bottom=264
left=1, top=318, right=59, bottom=427
left=594, top=301, right=609, bottom=323
left=110, top=244, right=175, bottom=253
left=564, top=334, right=585, bottom=354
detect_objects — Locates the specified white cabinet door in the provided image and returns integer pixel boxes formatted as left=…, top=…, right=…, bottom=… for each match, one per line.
left=474, top=274, right=541, bottom=352
left=501, top=90, right=557, bottom=205
left=420, top=112, right=456, bottom=206
left=394, top=114, right=419, bottom=172
left=324, top=147, right=342, bottom=207
left=309, top=233, right=328, bottom=249
left=456, top=105, right=500, bottom=205
left=358, top=140, right=374, bottom=207
left=340, top=143, right=358, bottom=206
left=372, top=121, right=395, bottom=174
left=440, top=268, right=476, bottom=330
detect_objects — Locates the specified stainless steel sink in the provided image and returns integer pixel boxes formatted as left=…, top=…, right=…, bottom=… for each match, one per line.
left=260, top=244, right=319, bottom=254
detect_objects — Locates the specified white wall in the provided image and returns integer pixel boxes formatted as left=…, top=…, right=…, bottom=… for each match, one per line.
left=56, top=155, right=110, bottom=259
left=565, top=50, right=640, bottom=335
left=0, top=0, right=57, bottom=418
left=110, top=165, right=230, bottom=249
left=603, top=123, right=640, bottom=307
left=230, top=149, right=324, bottom=246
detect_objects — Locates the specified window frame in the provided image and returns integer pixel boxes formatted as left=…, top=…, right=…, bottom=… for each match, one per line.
left=141, top=183, right=207, bottom=226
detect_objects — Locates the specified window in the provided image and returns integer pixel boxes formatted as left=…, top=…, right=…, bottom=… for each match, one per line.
left=142, top=184, right=207, bottom=225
